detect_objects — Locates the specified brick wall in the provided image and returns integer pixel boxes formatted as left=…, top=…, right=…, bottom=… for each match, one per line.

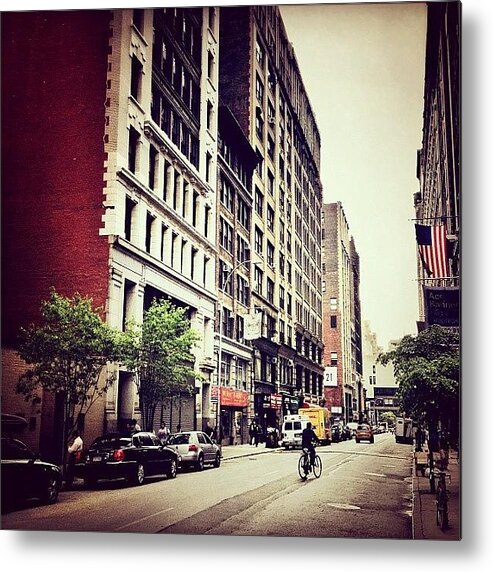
left=1, top=10, right=112, bottom=346
left=218, top=7, right=252, bottom=137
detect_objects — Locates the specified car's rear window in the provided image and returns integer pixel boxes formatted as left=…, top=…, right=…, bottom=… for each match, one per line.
left=91, top=436, right=131, bottom=448
left=357, top=425, right=369, bottom=430
left=168, top=433, right=190, bottom=445
left=294, top=422, right=302, bottom=430
left=284, top=422, right=293, bottom=430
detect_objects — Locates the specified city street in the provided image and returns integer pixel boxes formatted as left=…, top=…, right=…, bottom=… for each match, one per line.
left=2, top=433, right=413, bottom=538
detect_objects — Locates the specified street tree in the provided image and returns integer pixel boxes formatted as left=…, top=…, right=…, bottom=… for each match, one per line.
left=120, top=298, right=201, bottom=432
left=379, top=411, right=396, bottom=427
left=16, top=289, right=122, bottom=460
left=378, top=325, right=459, bottom=444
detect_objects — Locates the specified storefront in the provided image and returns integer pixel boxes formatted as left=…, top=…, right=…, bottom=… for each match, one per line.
left=219, top=387, right=249, bottom=446
left=254, top=392, right=283, bottom=437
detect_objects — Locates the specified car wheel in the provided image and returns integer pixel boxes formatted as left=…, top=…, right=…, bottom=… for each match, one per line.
left=41, top=475, right=60, bottom=504
left=213, top=452, right=221, bottom=468
left=134, top=463, right=145, bottom=485
left=370, top=438, right=374, bottom=443
left=356, top=439, right=360, bottom=443
left=196, top=454, right=204, bottom=471
left=167, top=459, right=177, bottom=479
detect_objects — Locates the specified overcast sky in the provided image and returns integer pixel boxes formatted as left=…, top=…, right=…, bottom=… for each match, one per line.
left=280, top=2, right=427, bottom=348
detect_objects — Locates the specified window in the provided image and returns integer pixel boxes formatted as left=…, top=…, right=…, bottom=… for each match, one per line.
left=237, top=275, right=249, bottom=306
left=220, top=218, right=233, bottom=253
left=255, top=73, right=264, bottom=103
left=330, top=297, right=337, bottom=310
left=128, top=126, right=139, bottom=174
left=124, top=197, right=136, bottom=241
left=255, top=187, right=264, bottom=216
left=133, top=9, right=144, bottom=32
left=145, top=212, right=155, bottom=254
left=149, top=146, right=158, bottom=190
left=279, top=286, right=285, bottom=309
left=220, top=178, right=234, bottom=212
left=267, top=205, right=274, bottom=231
left=219, top=260, right=233, bottom=296
left=267, top=278, right=274, bottom=303
left=254, top=266, right=263, bottom=294
left=267, top=135, right=275, bottom=160
left=330, top=315, right=337, bottom=328
left=267, top=241, right=274, bottom=267
left=254, top=226, right=263, bottom=255
left=330, top=352, right=338, bottom=366
left=287, top=293, right=292, bottom=316
left=267, top=169, right=274, bottom=195
left=237, top=235, right=249, bottom=263
left=131, top=56, right=143, bottom=101
left=256, top=40, right=265, bottom=68
left=237, top=197, right=250, bottom=230
left=255, top=107, right=264, bottom=140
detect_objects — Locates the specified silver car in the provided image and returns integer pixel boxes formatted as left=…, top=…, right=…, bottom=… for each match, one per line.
left=167, top=431, right=221, bottom=471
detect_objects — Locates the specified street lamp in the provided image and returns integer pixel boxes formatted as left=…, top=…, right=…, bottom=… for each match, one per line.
left=216, top=257, right=261, bottom=444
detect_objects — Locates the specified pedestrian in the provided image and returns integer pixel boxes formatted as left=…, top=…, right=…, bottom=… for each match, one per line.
left=128, top=418, right=141, bottom=434
left=65, top=429, right=83, bottom=488
left=438, top=429, right=450, bottom=470
left=176, top=423, right=182, bottom=433
left=249, top=420, right=258, bottom=447
left=157, top=421, right=170, bottom=444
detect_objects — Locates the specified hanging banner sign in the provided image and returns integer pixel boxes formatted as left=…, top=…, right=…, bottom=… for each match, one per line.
left=220, top=387, right=249, bottom=407
left=244, top=313, right=262, bottom=340
left=211, top=385, right=219, bottom=403
left=270, top=393, right=282, bottom=409
left=424, top=287, right=459, bottom=327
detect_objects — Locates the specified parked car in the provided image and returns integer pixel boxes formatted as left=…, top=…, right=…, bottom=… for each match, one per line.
left=83, top=432, right=179, bottom=488
left=346, top=422, right=359, bottom=438
left=1, top=436, right=62, bottom=511
left=167, top=431, right=221, bottom=471
left=355, top=424, right=374, bottom=443
left=331, top=422, right=344, bottom=443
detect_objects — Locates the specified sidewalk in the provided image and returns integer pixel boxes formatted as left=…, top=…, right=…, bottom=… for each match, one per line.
left=412, top=448, right=461, bottom=540
left=221, top=442, right=461, bottom=541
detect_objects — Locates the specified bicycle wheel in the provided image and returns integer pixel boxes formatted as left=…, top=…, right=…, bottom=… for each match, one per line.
left=313, top=455, right=322, bottom=478
left=298, top=454, right=308, bottom=480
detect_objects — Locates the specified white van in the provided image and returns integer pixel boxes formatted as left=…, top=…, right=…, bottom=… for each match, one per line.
left=281, top=415, right=309, bottom=449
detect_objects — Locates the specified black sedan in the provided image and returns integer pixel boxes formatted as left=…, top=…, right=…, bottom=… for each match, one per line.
left=1, top=437, right=62, bottom=511
left=83, top=432, right=179, bottom=488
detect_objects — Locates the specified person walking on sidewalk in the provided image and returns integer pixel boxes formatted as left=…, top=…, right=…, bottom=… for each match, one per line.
left=249, top=420, right=259, bottom=447
left=65, top=430, right=83, bottom=488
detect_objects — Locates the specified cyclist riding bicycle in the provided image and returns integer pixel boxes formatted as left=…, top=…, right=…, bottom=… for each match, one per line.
left=301, top=422, right=319, bottom=470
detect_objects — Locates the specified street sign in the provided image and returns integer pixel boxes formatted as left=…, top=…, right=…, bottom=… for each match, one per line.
left=211, top=385, right=219, bottom=403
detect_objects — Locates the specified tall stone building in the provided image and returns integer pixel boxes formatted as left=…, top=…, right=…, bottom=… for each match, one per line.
left=361, top=321, right=398, bottom=424
left=2, top=8, right=219, bottom=459
left=415, top=2, right=460, bottom=327
left=218, top=5, right=324, bottom=432
left=321, top=203, right=363, bottom=424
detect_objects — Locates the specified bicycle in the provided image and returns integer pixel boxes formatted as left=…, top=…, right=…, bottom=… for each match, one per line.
left=298, top=447, right=322, bottom=480
left=432, top=468, right=451, bottom=531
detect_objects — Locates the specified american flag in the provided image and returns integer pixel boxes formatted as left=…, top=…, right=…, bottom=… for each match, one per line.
left=415, top=224, right=449, bottom=278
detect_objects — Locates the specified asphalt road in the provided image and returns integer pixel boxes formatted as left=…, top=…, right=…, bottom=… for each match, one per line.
left=1, top=433, right=413, bottom=539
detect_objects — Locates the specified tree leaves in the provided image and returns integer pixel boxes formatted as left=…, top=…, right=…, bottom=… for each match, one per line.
left=16, top=289, right=122, bottom=447
left=119, top=298, right=201, bottom=431
left=378, top=325, right=459, bottom=427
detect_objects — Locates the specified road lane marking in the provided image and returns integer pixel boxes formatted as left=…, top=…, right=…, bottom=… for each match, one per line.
left=115, top=507, right=174, bottom=531
left=364, top=472, right=386, bottom=477
left=264, top=470, right=280, bottom=476
left=326, top=503, right=361, bottom=510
